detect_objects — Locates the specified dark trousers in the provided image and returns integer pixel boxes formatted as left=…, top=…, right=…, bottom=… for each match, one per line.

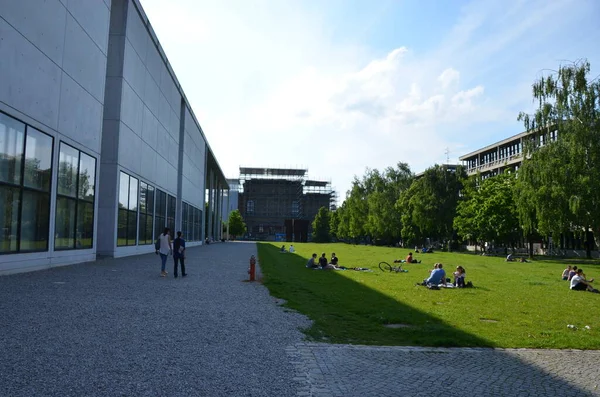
left=173, top=256, right=186, bottom=277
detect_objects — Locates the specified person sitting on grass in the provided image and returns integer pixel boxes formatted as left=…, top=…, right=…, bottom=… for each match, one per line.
left=289, top=245, right=295, bottom=253
left=306, top=253, right=319, bottom=269
left=568, top=266, right=578, bottom=281
left=405, top=252, right=421, bottom=264
left=506, top=253, right=515, bottom=261
left=570, top=268, right=598, bottom=293
left=562, top=265, right=572, bottom=280
left=420, top=263, right=446, bottom=286
left=330, top=253, right=339, bottom=266
left=280, top=245, right=287, bottom=253
left=454, top=266, right=466, bottom=288
left=318, top=253, right=328, bottom=268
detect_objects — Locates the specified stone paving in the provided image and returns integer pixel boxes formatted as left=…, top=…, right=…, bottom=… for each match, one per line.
left=1, top=242, right=599, bottom=396
left=288, top=343, right=600, bottom=397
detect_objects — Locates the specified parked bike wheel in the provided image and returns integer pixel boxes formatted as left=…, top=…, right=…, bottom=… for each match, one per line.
left=378, top=261, right=392, bottom=272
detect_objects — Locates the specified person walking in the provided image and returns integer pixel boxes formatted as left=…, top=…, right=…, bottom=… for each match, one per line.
left=157, top=227, right=172, bottom=277
left=173, top=231, right=187, bottom=278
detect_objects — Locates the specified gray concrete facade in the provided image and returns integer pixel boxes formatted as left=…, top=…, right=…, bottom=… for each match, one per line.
left=0, top=0, right=227, bottom=274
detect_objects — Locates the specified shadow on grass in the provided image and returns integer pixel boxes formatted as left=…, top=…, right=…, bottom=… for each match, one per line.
left=259, top=243, right=490, bottom=347
left=258, top=243, right=597, bottom=396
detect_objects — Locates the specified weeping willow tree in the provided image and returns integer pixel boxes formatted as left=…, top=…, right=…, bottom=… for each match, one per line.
left=516, top=60, right=600, bottom=258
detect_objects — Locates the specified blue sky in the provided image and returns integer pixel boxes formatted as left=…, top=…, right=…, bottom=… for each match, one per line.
left=140, top=0, right=600, bottom=201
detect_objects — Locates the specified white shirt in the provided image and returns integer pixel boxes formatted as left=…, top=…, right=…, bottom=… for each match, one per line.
left=159, top=233, right=171, bottom=255
left=570, top=275, right=583, bottom=289
left=289, top=246, right=295, bottom=253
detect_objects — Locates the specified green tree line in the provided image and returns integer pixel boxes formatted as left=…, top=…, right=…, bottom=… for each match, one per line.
left=311, top=60, right=600, bottom=258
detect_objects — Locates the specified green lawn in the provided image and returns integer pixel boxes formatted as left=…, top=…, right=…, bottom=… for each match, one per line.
left=257, top=242, right=600, bottom=349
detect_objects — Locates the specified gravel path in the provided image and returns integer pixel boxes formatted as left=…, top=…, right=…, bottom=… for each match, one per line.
left=0, top=242, right=311, bottom=397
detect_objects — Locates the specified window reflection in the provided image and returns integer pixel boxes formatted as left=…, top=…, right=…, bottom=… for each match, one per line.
left=0, top=113, right=25, bottom=185
left=0, top=113, right=53, bottom=253
left=55, top=143, right=96, bottom=250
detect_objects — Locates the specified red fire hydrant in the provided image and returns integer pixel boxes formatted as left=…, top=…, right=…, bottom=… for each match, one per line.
left=248, top=255, right=256, bottom=281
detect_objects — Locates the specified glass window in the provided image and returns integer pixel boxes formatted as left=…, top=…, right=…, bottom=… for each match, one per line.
left=117, top=172, right=138, bottom=246
left=129, top=177, right=138, bottom=211
left=0, top=113, right=54, bottom=254
left=78, top=153, right=96, bottom=201
left=55, top=143, right=96, bottom=250
left=20, top=190, right=50, bottom=251
left=119, top=172, right=129, bottom=209
left=0, top=113, right=25, bottom=185
left=23, top=128, right=53, bottom=191
left=58, top=143, right=79, bottom=197
left=76, top=201, right=94, bottom=249
left=0, top=185, right=20, bottom=253
left=167, top=194, right=176, bottom=234
left=117, top=209, right=127, bottom=246
left=55, top=197, right=77, bottom=249
left=155, top=189, right=166, bottom=240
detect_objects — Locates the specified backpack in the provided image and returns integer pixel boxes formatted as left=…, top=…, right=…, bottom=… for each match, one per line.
left=154, top=236, right=161, bottom=251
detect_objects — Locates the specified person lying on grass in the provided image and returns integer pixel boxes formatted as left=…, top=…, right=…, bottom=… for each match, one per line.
left=570, top=268, right=598, bottom=293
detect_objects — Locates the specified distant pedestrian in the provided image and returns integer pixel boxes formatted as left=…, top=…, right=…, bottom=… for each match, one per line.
left=157, top=227, right=172, bottom=277
left=173, top=231, right=187, bottom=278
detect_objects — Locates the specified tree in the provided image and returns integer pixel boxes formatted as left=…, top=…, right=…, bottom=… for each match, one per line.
left=454, top=172, right=521, bottom=251
left=517, top=60, right=600, bottom=258
left=365, top=163, right=413, bottom=245
left=329, top=210, right=339, bottom=241
left=398, top=165, right=466, bottom=248
left=227, top=209, right=246, bottom=239
left=312, top=206, right=331, bottom=243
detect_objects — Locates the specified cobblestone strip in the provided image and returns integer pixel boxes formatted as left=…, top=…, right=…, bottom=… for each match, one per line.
left=289, top=343, right=600, bottom=397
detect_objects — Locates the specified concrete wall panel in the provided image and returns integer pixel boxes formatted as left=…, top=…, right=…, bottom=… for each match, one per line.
left=120, top=81, right=143, bottom=136
left=156, top=124, right=170, bottom=161
left=169, top=108, right=180, bottom=143
left=58, top=74, right=103, bottom=154
left=125, top=4, right=147, bottom=62
left=141, top=105, right=158, bottom=148
left=139, top=142, right=157, bottom=183
left=63, top=15, right=107, bottom=102
left=0, top=18, right=62, bottom=129
left=143, top=69, right=160, bottom=117
left=145, top=41, right=162, bottom=88
left=66, top=0, right=110, bottom=54
left=0, top=0, right=67, bottom=65
left=122, top=41, right=145, bottom=98
left=157, top=93, right=171, bottom=132
left=168, top=135, right=178, bottom=165
left=118, top=122, right=142, bottom=174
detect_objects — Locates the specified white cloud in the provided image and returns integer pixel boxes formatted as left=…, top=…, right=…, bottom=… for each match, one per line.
left=139, top=0, right=599, bottom=201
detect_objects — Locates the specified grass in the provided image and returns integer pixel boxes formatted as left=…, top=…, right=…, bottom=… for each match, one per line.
left=257, top=242, right=600, bottom=349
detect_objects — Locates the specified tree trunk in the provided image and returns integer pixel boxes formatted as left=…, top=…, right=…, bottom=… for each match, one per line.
left=528, top=235, right=534, bottom=259
left=585, top=227, right=592, bottom=259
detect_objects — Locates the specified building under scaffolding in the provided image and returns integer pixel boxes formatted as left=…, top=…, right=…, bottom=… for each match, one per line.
left=238, top=167, right=336, bottom=242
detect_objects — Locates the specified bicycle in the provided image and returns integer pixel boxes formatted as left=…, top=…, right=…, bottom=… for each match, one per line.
left=378, top=260, right=408, bottom=273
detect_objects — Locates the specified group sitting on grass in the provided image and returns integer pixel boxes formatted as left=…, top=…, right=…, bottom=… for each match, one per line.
left=305, top=252, right=370, bottom=271
left=562, top=265, right=598, bottom=293
left=416, top=263, right=472, bottom=289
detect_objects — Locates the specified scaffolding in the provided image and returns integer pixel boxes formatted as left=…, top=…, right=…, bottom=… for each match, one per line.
left=237, top=167, right=336, bottom=241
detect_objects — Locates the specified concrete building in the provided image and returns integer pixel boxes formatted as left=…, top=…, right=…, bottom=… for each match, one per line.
left=237, top=167, right=335, bottom=242
left=0, top=0, right=227, bottom=275
left=459, top=128, right=558, bottom=178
